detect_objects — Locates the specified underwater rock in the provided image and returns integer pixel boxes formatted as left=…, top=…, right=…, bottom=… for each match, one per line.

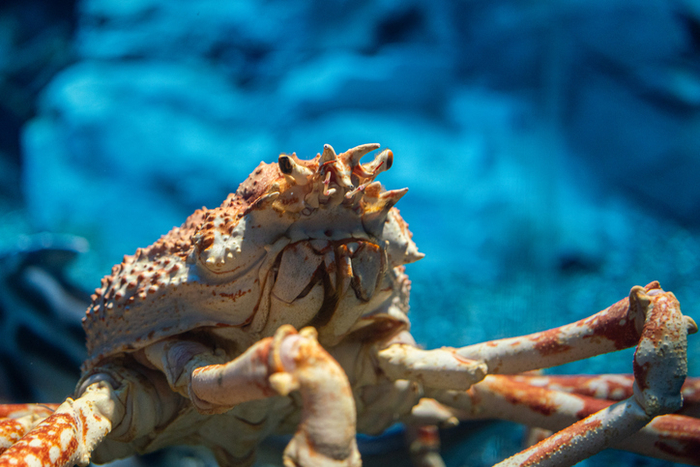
left=562, top=1, right=700, bottom=225
left=0, top=233, right=88, bottom=403
left=0, top=0, right=76, bottom=209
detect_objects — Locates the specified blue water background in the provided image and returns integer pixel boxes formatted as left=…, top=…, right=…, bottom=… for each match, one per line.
left=2, top=0, right=700, bottom=466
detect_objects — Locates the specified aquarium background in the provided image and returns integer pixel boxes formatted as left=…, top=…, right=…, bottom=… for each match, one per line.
left=1, top=0, right=699, bottom=466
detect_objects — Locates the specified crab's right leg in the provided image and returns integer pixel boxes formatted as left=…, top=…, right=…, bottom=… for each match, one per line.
left=435, top=374, right=700, bottom=465
left=143, top=324, right=361, bottom=467
left=376, top=282, right=696, bottom=466
left=506, top=374, right=700, bottom=417
left=0, top=380, right=123, bottom=467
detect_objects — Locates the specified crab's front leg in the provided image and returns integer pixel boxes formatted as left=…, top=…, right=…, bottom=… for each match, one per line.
left=453, top=282, right=696, bottom=378
left=0, top=381, right=123, bottom=467
left=375, top=282, right=696, bottom=466
left=487, top=284, right=694, bottom=466
left=144, top=324, right=360, bottom=467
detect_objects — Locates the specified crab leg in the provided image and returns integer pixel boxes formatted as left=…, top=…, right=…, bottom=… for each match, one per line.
left=148, top=325, right=360, bottom=467
left=376, top=283, right=695, bottom=389
left=0, top=405, right=58, bottom=455
left=508, top=374, right=700, bottom=417
left=418, top=283, right=693, bottom=466
left=377, top=344, right=487, bottom=389
left=0, top=382, right=123, bottom=467
left=0, top=405, right=59, bottom=419
left=453, top=282, right=696, bottom=374
left=430, top=375, right=700, bottom=464
left=404, top=425, right=445, bottom=467
left=491, top=401, right=677, bottom=467
left=616, top=413, right=700, bottom=463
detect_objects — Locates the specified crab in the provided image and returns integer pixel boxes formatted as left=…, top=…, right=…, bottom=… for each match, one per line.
left=1, top=143, right=699, bottom=467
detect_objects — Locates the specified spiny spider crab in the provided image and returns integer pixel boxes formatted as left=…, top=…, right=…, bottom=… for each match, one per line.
left=1, top=144, right=699, bottom=467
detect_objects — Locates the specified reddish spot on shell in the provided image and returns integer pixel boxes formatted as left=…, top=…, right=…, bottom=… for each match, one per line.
left=218, top=288, right=251, bottom=303
left=199, top=233, right=215, bottom=251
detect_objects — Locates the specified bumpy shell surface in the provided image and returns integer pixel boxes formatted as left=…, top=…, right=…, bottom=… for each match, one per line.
left=83, top=144, right=422, bottom=369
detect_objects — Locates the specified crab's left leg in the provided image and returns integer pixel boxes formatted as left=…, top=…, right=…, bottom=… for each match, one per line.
left=0, top=380, right=123, bottom=467
left=376, top=283, right=696, bottom=466
left=0, top=405, right=58, bottom=455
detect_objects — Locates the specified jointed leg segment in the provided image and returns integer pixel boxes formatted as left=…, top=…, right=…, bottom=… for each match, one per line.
left=0, top=382, right=122, bottom=467
left=146, top=325, right=361, bottom=467
left=507, top=374, right=700, bottom=417
left=375, top=283, right=697, bottom=466
left=0, top=405, right=57, bottom=456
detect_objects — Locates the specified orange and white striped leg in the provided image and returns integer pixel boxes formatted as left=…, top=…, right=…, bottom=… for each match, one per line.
left=0, top=405, right=58, bottom=455
left=0, top=382, right=123, bottom=467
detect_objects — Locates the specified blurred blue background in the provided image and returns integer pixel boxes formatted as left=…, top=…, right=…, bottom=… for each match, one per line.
left=1, top=0, right=699, bottom=466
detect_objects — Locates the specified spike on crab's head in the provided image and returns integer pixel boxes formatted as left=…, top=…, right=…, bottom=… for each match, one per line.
left=192, top=143, right=423, bottom=278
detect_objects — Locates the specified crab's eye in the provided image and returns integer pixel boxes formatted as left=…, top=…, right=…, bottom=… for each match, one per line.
left=279, top=155, right=293, bottom=174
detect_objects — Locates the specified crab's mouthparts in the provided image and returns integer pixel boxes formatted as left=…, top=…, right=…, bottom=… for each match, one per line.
left=271, top=239, right=386, bottom=307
